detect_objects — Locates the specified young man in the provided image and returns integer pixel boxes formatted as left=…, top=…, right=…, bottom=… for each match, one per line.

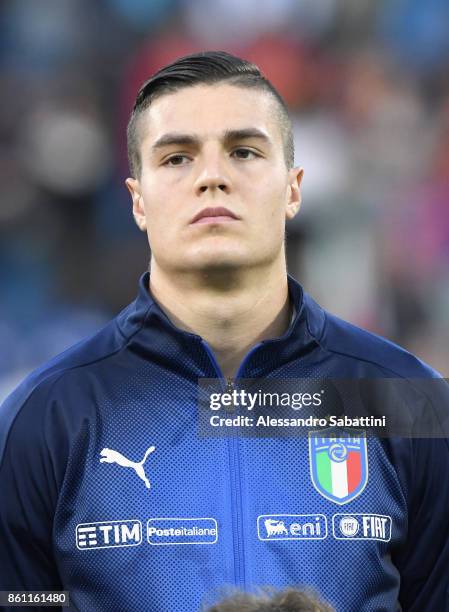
left=0, top=51, right=448, bottom=612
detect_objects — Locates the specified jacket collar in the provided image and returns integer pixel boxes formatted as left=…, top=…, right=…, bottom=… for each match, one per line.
left=118, top=272, right=325, bottom=378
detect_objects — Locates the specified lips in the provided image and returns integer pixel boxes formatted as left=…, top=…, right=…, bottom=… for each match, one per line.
left=190, top=206, right=240, bottom=224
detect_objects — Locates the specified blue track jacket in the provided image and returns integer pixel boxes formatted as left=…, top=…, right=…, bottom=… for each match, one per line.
left=1, top=273, right=448, bottom=611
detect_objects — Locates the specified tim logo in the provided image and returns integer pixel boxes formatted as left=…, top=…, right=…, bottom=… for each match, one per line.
left=257, top=514, right=327, bottom=541
left=76, top=519, right=142, bottom=550
left=332, top=513, right=391, bottom=542
left=100, top=445, right=155, bottom=490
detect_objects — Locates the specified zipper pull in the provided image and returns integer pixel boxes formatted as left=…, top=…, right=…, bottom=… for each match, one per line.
left=225, top=377, right=236, bottom=411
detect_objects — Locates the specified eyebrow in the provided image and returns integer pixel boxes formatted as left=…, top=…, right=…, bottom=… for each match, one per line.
left=151, top=128, right=272, bottom=152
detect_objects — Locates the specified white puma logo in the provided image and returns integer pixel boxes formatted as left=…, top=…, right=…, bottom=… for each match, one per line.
left=99, top=446, right=156, bottom=489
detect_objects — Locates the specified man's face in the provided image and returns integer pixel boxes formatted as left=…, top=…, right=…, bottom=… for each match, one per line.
left=126, top=83, right=303, bottom=275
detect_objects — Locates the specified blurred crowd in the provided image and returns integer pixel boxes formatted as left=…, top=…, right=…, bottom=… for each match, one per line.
left=1, top=0, right=449, bottom=399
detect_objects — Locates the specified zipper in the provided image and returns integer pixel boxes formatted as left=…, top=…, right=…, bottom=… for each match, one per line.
left=225, top=376, right=245, bottom=589
left=201, top=340, right=264, bottom=590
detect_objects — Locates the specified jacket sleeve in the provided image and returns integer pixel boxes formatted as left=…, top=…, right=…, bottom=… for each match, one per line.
left=0, top=380, right=63, bottom=602
left=393, top=435, right=449, bottom=612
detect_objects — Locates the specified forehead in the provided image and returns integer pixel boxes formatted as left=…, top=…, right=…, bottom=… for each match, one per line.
left=139, top=83, right=282, bottom=145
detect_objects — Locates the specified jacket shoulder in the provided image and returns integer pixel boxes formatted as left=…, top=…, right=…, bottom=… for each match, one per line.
left=0, top=303, right=142, bottom=463
left=318, top=308, right=441, bottom=379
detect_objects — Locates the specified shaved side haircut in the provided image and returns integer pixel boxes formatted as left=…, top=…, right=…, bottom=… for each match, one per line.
left=127, top=50, right=295, bottom=178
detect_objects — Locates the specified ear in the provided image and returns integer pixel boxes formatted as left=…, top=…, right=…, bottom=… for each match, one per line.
left=125, top=177, right=147, bottom=231
left=285, top=167, right=304, bottom=221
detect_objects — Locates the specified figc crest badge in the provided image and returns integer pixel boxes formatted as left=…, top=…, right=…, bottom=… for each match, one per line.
left=309, top=428, right=368, bottom=505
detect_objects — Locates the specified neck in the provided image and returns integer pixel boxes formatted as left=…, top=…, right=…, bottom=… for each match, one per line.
left=149, top=258, right=292, bottom=379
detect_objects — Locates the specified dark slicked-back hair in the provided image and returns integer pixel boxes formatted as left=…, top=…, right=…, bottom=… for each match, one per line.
left=127, top=50, right=294, bottom=177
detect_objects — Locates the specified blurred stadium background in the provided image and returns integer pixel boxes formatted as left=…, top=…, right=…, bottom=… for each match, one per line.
left=1, top=0, right=449, bottom=400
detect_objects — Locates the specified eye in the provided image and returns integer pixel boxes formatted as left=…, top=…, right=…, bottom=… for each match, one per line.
left=231, top=148, right=258, bottom=160
left=163, top=154, right=191, bottom=166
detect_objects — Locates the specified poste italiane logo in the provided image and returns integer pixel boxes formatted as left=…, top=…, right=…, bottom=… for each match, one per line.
left=76, top=518, right=218, bottom=549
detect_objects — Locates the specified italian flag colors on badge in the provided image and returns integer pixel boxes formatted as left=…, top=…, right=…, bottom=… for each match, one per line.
left=309, top=429, right=368, bottom=505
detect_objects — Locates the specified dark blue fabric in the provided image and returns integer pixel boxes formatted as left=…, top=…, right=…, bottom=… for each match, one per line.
left=0, top=273, right=448, bottom=612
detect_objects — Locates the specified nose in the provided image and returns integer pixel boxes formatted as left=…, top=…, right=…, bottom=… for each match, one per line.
left=193, top=152, right=231, bottom=196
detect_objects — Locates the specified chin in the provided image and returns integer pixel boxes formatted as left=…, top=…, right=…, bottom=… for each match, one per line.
left=183, top=243, right=248, bottom=269
left=190, top=256, right=247, bottom=273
